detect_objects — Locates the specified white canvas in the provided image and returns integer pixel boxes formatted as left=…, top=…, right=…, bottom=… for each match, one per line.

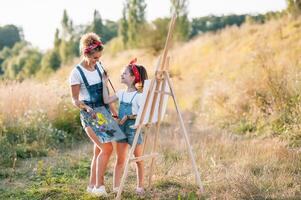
left=134, top=79, right=170, bottom=126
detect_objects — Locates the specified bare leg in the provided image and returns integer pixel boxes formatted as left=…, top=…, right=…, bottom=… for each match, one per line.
left=134, top=144, right=144, bottom=188
left=84, top=126, right=103, bottom=149
left=84, top=127, right=113, bottom=187
left=96, top=142, right=113, bottom=187
left=89, top=144, right=101, bottom=187
left=113, top=143, right=128, bottom=188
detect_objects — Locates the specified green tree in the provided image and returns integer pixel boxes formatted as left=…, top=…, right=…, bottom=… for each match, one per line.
left=19, top=49, right=42, bottom=79
left=286, top=0, right=301, bottom=16
left=87, top=10, right=118, bottom=43
left=54, top=29, right=61, bottom=51
left=0, top=47, right=12, bottom=74
left=102, top=20, right=118, bottom=43
left=170, top=0, right=190, bottom=41
left=148, top=18, right=170, bottom=52
left=0, top=25, right=22, bottom=50
left=1, top=42, right=27, bottom=78
left=40, top=50, right=61, bottom=73
left=90, top=10, right=104, bottom=37
left=119, top=3, right=129, bottom=46
left=1, top=42, right=42, bottom=79
left=127, top=0, right=147, bottom=47
left=58, top=10, right=78, bottom=64
left=190, top=14, right=247, bottom=38
left=61, top=9, right=73, bottom=40
left=59, top=40, right=75, bottom=64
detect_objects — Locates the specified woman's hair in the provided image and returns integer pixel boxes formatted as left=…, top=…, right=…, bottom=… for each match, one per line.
left=79, top=32, right=104, bottom=55
left=127, top=65, right=148, bottom=92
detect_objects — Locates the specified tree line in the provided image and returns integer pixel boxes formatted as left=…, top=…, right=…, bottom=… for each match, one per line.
left=0, top=0, right=300, bottom=80
left=0, top=9, right=118, bottom=80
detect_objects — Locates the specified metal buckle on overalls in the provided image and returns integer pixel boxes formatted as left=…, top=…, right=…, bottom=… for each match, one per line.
left=91, top=102, right=98, bottom=108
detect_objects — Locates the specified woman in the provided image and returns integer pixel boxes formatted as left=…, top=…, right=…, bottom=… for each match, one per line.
left=69, top=32, right=114, bottom=196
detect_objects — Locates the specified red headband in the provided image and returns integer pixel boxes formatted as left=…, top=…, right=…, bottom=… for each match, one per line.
left=129, top=58, right=140, bottom=83
left=84, top=40, right=102, bottom=54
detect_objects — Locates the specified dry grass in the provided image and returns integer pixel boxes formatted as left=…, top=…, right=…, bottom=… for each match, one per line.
left=1, top=113, right=300, bottom=199
left=0, top=79, right=68, bottom=123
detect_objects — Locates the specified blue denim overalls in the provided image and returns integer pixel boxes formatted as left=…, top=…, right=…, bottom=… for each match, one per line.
left=77, top=65, right=108, bottom=130
left=118, top=91, right=143, bottom=145
left=76, top=65, right=106, bottom=108
left=77, top=64, right=126, bottom=143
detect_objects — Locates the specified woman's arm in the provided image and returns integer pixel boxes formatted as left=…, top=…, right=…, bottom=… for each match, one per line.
left=70, top=85, right=95, bottom=116
left=103, top=76, right=118, bottom=104
left=71, top=84, right=85, bottom=109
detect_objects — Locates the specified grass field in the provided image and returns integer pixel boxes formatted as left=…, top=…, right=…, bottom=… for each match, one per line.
left=1, top=17, right=301, bottom=199
left=1, top=114, right=300, bottom=199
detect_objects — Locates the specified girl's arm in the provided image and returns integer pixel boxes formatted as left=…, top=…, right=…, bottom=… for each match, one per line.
left=109, top=103, right=118, bottom=119
left=103, top=76, right=118, bottom=104
left=118, top=114, right=137, bottom=125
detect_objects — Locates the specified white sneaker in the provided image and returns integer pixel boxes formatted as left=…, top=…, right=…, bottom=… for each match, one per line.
left=92, top=185, right=108, bottom=196
left=86, top=186, right=94, bottom=193
left=113, top=187, right=119, bottom=193
left=136, top=187, right=145, bottom=196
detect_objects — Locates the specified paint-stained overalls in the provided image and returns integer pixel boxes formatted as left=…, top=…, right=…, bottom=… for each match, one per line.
left=77, top=65, right=110, bottom=142
left=117, top=91, right=143, bottom=145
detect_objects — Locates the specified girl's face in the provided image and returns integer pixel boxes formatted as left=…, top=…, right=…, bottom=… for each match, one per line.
left=121, top=67, right=135, bottom=86
left=85, top=51, right=102, bottom=66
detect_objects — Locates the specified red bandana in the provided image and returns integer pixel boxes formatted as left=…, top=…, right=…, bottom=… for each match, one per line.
left=129, top=58, right=140, bottom=83
left=84, top=40, right=102, bottom=54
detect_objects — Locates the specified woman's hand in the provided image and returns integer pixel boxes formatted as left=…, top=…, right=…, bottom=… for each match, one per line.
left=86, top=106, right=96, bottom=119
left=118, top=115, right=128, bottom=125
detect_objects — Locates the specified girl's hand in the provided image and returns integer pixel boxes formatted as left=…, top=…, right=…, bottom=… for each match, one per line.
left=118, top=115, right=128, bottom=125
left=115, top=118, right=121, bottom=124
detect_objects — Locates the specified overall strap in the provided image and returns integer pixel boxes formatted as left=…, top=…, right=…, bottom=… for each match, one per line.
left=95, top=65, right=103, bottom=82
left=97, top=61, right=106, bottom=76
left=130, top=91, right=138, bottom=103
left=121, top=91, right=125, bottom=102
left=76, top=66, right=89, bottom=88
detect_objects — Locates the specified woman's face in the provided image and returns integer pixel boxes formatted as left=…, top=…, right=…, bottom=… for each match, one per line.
left=86, top=51, right=102, bottom=66
left=121, top=67, right=135, bottom=85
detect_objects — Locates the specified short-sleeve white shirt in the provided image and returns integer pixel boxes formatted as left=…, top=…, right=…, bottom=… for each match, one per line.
left=116, top=90, right=143, bottom=115
left=69, top=62, right=104, bottom=101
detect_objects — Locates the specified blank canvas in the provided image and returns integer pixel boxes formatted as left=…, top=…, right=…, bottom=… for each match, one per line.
left=134, top=79, right=170, bottom=126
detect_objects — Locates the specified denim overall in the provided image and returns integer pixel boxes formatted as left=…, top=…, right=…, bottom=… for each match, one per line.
left=118, top=91, right=143, bottom=145
left=77, top=65, right=110, bottom=130
left=76, top=65, right=106, bottom=108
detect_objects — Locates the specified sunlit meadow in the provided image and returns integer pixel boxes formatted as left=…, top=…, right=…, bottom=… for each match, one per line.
left=1, top=17, right=301, bottom=199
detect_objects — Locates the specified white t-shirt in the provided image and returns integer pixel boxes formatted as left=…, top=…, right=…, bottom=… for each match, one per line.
left=116, top=90, right=143, bottom=115
left=69, top=62, right=104, bottom=101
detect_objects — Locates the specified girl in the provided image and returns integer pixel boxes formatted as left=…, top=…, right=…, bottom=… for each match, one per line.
left=69, top=32, right=116, bottom=196
left=103, top=58, right=148, bottom=195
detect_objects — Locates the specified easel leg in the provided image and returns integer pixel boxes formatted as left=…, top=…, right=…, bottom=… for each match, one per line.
left=165, top=72, right=204, bottom=194
left=116, top=126, right=142, bottom=200
left=148, top=74, right=167, bottom=187
left=142, top=131, right=148, bottom=154
left=148, top=122, right=160, bottom=187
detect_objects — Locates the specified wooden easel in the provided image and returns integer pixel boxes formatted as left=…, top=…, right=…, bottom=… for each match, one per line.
left=116, top=14, right=204, bottom=200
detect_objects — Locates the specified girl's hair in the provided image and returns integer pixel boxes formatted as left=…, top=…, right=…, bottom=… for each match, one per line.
left=127, top=65, right=148, bottom=92
left=79, top=32, right=104, bottom=55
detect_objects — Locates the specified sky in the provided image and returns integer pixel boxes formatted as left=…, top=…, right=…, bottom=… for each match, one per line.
left=0, top=0, right=287, bottom=50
